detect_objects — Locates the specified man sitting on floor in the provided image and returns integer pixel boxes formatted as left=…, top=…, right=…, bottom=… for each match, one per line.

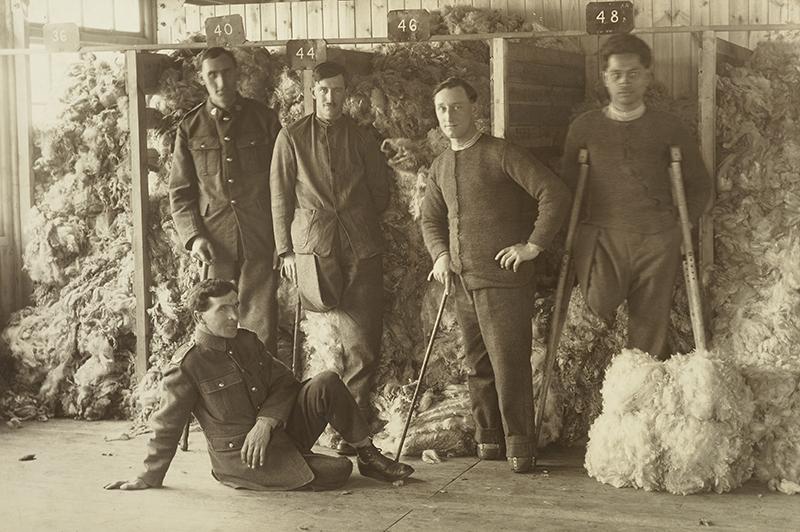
left=105, top=279, right=413, bottom=491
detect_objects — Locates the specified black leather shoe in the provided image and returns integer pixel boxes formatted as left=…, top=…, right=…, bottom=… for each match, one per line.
left=477, top=443, right=505, bottom=460
left=336, top=441, right=357, bottom=456
left=508, top=456, right=534, bottom=473
left=356, top=444, right=414, bottom=482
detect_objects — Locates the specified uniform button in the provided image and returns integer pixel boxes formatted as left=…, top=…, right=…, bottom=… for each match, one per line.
left=228, top=350, right=233, bottom=354
left=228, top=442, right=234, bottom=448
left=223, top=116, right=230, bottom=121
left=224, top=136, right=231, bottom=141
left=211, top=108, right=217, bottom=115
left=200, top=143, right=205, bottom=148
left=250, top=140, right=256, bottom=145
left=218, top=382, right=224, bottom=388
left=230, top=199, right=237, bottom=205
left=226, top=157, right=233, bottom=162
left=251, top=387, right=257, bottom=392
left=228, top=179, right=234, bottom=184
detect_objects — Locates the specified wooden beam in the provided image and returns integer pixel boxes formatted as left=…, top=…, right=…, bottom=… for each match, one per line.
left=303, top=69, right=314, bottom=117
left=697, top=31, right=716, bottom=289
left=126, top=50, right=152, bottom=378
left=491, top=37, right=507, bottom=139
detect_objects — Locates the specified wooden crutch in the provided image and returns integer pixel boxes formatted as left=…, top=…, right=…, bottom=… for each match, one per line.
left=533, top=148, right=589, bottom=449
left=179, top=261, right=209, bottom=452
left=291, top=287, right=303, bottom=380
left=668, top=146, right=707, bottom=351
left=395, top=285, right=449, bottom=461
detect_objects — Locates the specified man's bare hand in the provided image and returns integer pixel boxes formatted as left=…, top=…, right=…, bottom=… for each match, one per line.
left=427, top=253, right=452, bottom=294
left=280, top=252, right=298, bottom=285
left=241, top=418, right=274, bottom=469
left=191, top=236, right=216, bottom=265
left=104, top=478, right=150, bottom=491
left=495, top=242, right=542, bottom=272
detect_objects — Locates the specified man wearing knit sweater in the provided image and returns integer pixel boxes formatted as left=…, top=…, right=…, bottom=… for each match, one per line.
left=561, top=35, right=712, bottom=360
left=421, top=78, right=571, bottom=473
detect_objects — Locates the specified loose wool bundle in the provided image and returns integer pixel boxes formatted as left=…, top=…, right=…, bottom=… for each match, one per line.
left=585, top=349, right=756, bottom=495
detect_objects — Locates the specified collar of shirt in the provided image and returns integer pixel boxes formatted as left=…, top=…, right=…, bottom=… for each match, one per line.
left=194, top=328, right=229, bottom=352
left=314, top=113, right=345, bottom=130
left=604, top=103, right=646, bottom=122
left=451, top=131, right=482, bottom=151
left=205, top=95, right=244, bottom=122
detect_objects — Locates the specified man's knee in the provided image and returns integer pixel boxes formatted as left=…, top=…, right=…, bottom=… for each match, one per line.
left=307, top=370, right=346, bottom=394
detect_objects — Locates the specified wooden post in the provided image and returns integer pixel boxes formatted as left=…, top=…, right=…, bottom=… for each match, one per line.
left=491, top=37, right=507, bottom=139
left=126, top=50, right=152, bottom=378
left=303, top=69, right=314, bottom=116
left=12, top=0, right=33, bottom=310
left=697, top=31, right=716, bottom=287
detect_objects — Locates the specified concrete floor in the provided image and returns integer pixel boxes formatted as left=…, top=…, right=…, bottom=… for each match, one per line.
left=0, top=420, right=795, bottom=532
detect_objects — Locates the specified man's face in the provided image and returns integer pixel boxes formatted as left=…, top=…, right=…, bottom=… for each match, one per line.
left=314, top=74, right=346, bottom=121
left=434, top=86, right=476, bottom=142
left=200, top=53, right=239, bottom=110
left=195, top=290, right=239, bottom=339
left=602, top=53, right=650, bottom=111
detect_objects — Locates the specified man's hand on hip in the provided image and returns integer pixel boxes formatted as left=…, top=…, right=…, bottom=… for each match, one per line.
left=495, top=242, right=542, bottom=272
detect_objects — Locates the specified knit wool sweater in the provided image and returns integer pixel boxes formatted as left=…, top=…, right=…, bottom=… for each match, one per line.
left=561, top=108, right=712, bottom=233
left=421, top=134, right=571, bottom=290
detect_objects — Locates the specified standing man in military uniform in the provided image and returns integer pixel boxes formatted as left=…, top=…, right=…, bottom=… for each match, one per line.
left=270, top=62, right=390, bottom=455
left=170, top=47, right=282, bottom=356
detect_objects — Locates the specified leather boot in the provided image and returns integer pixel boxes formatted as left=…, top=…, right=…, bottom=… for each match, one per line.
left=356, top=444, right=414, bottom=482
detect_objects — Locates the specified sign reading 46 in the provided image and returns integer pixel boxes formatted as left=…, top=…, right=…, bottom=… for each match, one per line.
left=388, top=10, right=431, bottom=42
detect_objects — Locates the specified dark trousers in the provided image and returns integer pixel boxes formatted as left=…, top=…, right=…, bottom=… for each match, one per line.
left=575, top=224, right=682, bottom=360
left=211, top=258, right=279, bottom=357
left=285, top=371, right=372, bottom=490
left=454, top=276, right=536, bottom=458
left=306, top=230, right=384, bottom=412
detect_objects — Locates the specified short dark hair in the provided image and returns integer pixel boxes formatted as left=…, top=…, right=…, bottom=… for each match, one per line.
left=599, top=35, right=652, bottom=70
left=313, top=61, right=348, bottom=86
left=432, top=77, right=478, bottom=103
left=185, top=278, right=238, bottom=313
left=197, top=47, right=238, bottom=69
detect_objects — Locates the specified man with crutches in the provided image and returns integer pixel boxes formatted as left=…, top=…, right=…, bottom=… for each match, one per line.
left=421, top=78, right=571, bottom=473
left=560, top=34, right=712, bottom=361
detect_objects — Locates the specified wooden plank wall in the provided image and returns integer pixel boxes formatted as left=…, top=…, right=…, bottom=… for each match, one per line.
left=160, top=0, right=799, bottom=100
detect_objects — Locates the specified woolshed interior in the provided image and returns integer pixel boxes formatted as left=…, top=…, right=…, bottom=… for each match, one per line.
left=2, top=1, right=800, bottom=531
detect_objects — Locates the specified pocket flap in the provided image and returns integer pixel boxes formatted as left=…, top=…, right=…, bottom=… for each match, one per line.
left=199, top=370, right=242, bottom=394
left=207, top=430, right=249, bottom=452
left=189, top=136, right=220, bottom=150
left=236, top=136, right=269, bottom=149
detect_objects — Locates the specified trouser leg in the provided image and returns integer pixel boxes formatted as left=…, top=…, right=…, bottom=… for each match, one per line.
left=336, top=243, right=383, bottom=413
left=454, top=277, right=503, bottom=446
left=575, top=224, right=628, bottom=318
left=626, top=227, right=682, bottom=360
left=284, top=371, right=371, bottom=490
left=285, top=370, right=372, bottom=451
left=210, top=257, right=279, bottom=357
left=472, top=283, right=536, bottom=458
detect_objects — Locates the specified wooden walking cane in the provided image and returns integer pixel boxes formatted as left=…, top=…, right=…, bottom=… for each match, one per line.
left=533, top=148, right=589, bottom=449
left=292, top=287, right=302, bottom=380
left=180, top=261, right=210, bottom=452
left=669, top=146, right=707, bottom=352
left=395, top=285, right=449, bottom=461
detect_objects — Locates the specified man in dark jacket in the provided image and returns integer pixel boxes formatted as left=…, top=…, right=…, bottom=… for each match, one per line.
left=270, top=62, right=390, bottom=454
left=104, top=279, right=413, bottom=492
left=421, top=78, right=571, bottom=473
left=170, top=47, right=281, bottom=355
left=561, top=35, right=712, bottom=360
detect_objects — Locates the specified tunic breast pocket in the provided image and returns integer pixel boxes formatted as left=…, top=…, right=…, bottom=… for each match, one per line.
left=236, top=136, right=270, bottom=176
left=189, top=136, right=221, bottom=176
left=199, top=369, right=245, bottom=418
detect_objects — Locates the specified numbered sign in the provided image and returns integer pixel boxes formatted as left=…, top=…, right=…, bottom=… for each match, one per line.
left=204, top=14, right=245, bottom=46
left=586, top=1, right=634, bottom=35
left=388, top=10, right=431, bottom=42
left=43, top=23, right=80, bottom=53
left=287, top=40, right=327, bottom=70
